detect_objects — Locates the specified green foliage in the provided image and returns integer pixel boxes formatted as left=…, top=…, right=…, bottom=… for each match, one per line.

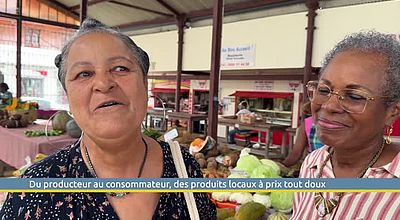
left=143, top=128, right=162, bottom=139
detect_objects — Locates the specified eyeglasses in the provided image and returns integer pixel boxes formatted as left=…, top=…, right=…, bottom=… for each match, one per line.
left=306, top=81, right=376, bottom=113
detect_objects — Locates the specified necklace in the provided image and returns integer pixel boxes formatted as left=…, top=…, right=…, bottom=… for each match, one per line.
left=83, top=137, right=149, bottom=198
left=314, top=138, right=385, bottom=217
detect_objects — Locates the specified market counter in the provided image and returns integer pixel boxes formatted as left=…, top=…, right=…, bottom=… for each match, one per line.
left=0, top=124, right=77, bottom=169
left=218, top=117, right=289, bottom=158
left=146, top=110, right=208, bottom=134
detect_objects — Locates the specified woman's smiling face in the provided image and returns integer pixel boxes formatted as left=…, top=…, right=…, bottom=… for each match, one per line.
left=65, top=32, right=147, bottom=139
left=312, top=50, right=389, bottom=148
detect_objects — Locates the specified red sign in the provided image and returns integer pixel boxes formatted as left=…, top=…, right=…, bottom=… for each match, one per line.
left=37, top=70, right=47, bottom=76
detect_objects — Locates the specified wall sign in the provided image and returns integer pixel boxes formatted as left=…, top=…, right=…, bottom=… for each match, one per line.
left=254, top=80, right=273, bottom=91
left=288, top=81, right=301, bottom=92
left=221, top=44, right=256, bottom=68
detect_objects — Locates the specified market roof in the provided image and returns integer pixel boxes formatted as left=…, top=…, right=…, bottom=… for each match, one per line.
left=41, top=0, right=380, bottom=35
left=46, top=0, right=306, bottom=35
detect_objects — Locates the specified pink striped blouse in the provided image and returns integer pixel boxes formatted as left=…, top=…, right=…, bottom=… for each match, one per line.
left=291, top=146, right=400, bottom=220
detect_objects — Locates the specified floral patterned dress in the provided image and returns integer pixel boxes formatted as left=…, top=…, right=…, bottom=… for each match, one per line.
left=0, top=140, right=216, bottom=220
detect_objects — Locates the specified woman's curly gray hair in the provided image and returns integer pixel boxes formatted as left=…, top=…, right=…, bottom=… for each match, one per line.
left=55, top=18, right=149, bottom=91
left=321, top=31, right=400, bottom=108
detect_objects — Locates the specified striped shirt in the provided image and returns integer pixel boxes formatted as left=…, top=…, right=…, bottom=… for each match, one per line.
left=291, top=146, right=400, bottom=220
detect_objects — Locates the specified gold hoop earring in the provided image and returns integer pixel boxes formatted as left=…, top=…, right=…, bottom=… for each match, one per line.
left=386, top=125, right=393, bottom=145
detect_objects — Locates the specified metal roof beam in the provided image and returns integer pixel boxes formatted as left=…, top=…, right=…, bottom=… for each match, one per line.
left=188, top=0, right=303, bottom=20
left=118, top=0, right=302, bottom=32
left=109, top=1, right=174, bottom=17
left=116, top=16, right=176, bottom=30
left=69, top=0, right=110, bottom=11
left=155, top=0, right=180, bottom=17
left=80, top=0, right=88, bottom=23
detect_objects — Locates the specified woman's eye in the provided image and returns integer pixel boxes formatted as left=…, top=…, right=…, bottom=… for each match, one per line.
left=112, top=66, right=129, bottom=72
left=346, top=92, right=367, bottom=101
left=317, top=87, right=330, bottom=96
left=76, top=71, right=93, bottom=78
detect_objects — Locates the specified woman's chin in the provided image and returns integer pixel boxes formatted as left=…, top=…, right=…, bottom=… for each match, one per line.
left=88, top=123, right=139, bottom=140
left=94, top=130, right=128, bottom=139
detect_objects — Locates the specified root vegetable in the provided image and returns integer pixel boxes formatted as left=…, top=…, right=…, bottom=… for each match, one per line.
left=207, top=160, right=218, bottom=170
left=197, top=158, right=207, bottom=168
left=206, top=157, right=216, bottom=163
left=194, top=153, right=205, bottom=159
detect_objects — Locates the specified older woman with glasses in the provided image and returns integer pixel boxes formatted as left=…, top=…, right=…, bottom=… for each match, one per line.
left=291, top=31, right=400, bottom=219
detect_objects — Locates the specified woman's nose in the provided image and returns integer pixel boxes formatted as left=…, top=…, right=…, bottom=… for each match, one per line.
left=93, top=71, right=116, bottom=92
left=320, top=94, right=345, bottom=113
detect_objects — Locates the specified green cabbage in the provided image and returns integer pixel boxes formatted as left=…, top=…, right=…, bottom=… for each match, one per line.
left=267, top=212, right=289, bottom=220
left=236, top=155, right=261, bottom=174
left=270, top=192, right=294, bottom=212
left=260, top=159, right=280, bottom=176
left=250, top=164, right=279, bottom=178
left=253, top=193, right=271, bottom=208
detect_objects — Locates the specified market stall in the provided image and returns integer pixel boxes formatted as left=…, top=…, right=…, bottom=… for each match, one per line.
left=229, top=91, right=295, bottom=127
left=192, top=89, right=209, bottom=114
left=145, top=110, right=208, bottom=134
left=0, top=124, right=76, bottom=169
left=0, top=98, right=79, bottom=170
left=145, top=109, right=168, bottom=131
left=218, top=117, right=290, bottom=158
left=151, top=87, right=190, bottom=111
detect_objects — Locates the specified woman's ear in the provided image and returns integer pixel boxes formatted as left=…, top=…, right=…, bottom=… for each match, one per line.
left=385, top=101, right=400, bottom=126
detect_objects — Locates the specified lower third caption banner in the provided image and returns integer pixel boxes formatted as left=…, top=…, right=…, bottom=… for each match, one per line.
left=0, top=178, right=398, bottom=192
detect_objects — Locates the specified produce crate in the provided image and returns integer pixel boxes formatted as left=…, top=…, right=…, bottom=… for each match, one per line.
left=238, top=114, right=256, bottom=124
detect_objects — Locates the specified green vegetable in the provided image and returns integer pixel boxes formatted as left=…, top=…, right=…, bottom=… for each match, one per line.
left=270, top=192, right=294, bottom=212
left=217, top=208, right=235, bottom=220
left=253, top=193, right=271, bottom=208
left=52, top=111, right=73, bottom=132
left=250, top=164, right=280, bottom=178
left=25, top=129, right=64, bottom=137
left=268, top=212, right=289, bottom=220
left=236, top=155, right=261, bottom=174
left=143, top=128, right=162, bottom=139
left=235, top=202, right=266, bottom=220
left=260, top=159, right=280, bottom=176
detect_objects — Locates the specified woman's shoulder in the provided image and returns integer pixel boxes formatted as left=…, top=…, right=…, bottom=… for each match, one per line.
left=22, top=142, right=81, bottom=178
left=381, top=148, right=400, bottom=178
left=302, top=146, right=330, bottom=167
